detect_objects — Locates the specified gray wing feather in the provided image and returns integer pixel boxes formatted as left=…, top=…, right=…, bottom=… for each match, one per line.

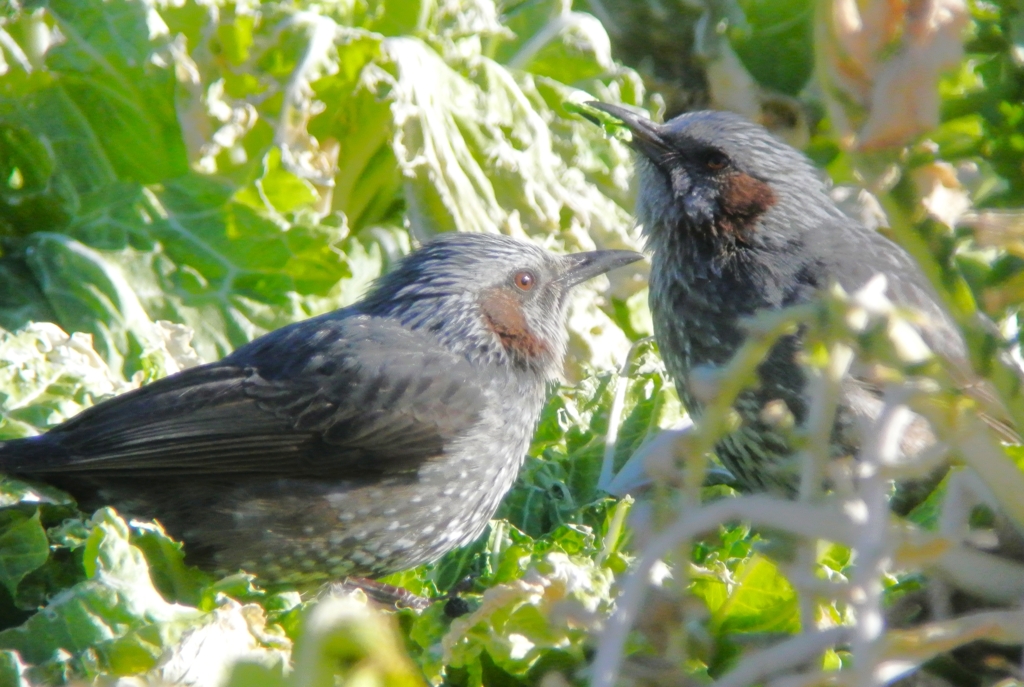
left=0, top=316, right=484, bottom=479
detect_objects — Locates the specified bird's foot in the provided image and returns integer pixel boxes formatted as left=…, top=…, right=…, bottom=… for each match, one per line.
left=325, top=577, right=432, bottom=610
left=322, top=574, right=477, bottom=616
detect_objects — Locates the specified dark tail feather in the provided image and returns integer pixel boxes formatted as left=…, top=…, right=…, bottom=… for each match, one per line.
left=0, top=438, right=16, bottom=474
left=0, top=435, right=66, bottom=477
left=0, top=437, right=30, bottom=476
left=0, top=436, right=86, bottom=507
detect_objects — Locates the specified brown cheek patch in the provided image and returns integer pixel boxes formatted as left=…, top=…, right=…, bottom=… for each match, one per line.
left=717, top=171, right=776, bottom=237
left=479, top=288, right=549, bottom=360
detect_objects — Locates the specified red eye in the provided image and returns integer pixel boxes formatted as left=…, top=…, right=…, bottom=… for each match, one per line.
left=705, top=150, right=729, bottom=171
left=513, top=270, right=536, bottom=291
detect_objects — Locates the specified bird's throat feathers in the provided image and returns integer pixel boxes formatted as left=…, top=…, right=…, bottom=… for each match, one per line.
left=640, top=168, right=778, bottom=271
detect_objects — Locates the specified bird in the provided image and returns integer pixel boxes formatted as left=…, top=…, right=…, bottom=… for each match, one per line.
left=0, top=233, right=642, bottom=585
left=584, top=102, right=1013, bottom=496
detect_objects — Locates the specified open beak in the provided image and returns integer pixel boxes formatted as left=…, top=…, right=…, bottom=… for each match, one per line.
left=559, top=249, right=644, bottom=288
left=585, top=101, right=668, bottom=163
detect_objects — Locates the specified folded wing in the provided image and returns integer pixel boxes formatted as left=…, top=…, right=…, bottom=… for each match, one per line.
left=0, top=316, right=485, bottom=481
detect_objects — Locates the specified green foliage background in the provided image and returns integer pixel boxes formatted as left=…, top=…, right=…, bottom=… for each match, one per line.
left=0, top=0, right=1023, bottom=686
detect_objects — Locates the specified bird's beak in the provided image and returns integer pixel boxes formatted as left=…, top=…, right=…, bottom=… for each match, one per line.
left=585, top=101, right=669, bottom=163
left=558, top=249, right=644, bottom=288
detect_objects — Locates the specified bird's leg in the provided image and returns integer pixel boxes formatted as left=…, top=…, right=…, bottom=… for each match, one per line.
left=322, top=574, right=478, bottom=615
left=324, top=577, right=432, bottom=611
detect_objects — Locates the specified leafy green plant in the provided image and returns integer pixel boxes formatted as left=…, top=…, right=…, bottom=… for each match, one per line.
left=2, top=1, right=1024, bottom=686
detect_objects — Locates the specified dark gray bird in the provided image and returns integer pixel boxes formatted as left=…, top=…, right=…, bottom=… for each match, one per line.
left=0, top=233, right=641, bottom=585
left=585, top=102, right=1013, bottom=495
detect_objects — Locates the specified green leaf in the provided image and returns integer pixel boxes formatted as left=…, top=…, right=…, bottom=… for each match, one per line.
left=44, top=0, right=189, bottom=183
left=710, top=555, right=800, bottom=635
left=0, top=650, right=30, bottom=687
left=225, top=595, right=423, bottom=687
left=130, top=520, right=212, bottom=608
left=21, top=232, right=164, bottom=376
left=731, top=0, right=814, bottom=96
left=0, top=510, right=49, bottom=599
left=235, top=147, right=319, bottom=215
left=496, top=3, right=615, bottom=86
left=384, top=35, right=639, bottom=252
left=0, top=323, right=131, bottom=436
left=442, top=552, right=612, bottom=680
left=905, top=469, right=956, bottom=531
left=0, top=508, right=202, bottom=678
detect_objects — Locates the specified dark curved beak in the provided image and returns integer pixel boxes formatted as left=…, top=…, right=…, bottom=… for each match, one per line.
left=558, top=249, right=644, bottom=288
left=585, top=101, right=668, bottom=163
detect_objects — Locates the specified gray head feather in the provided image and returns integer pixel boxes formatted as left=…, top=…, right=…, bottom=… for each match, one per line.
left=630, top=111, right=845, bottom=255
left=356, top=233, right=640, bottom=379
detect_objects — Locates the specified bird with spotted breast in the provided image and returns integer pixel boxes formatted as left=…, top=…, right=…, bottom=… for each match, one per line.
left=0, top=233, right=642, bottom=585
left=585, top=102, right=1015, bottom=496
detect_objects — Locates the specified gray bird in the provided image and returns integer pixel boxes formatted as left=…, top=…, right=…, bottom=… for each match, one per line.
left=0, top=233, right=642, bottom=585
left=585, top=102, right=1014, bottom=496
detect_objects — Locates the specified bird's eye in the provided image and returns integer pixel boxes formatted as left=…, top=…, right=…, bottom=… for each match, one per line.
left=704, top=150, right=729, bottom=171
left=513, top=270, right=536, bottom=291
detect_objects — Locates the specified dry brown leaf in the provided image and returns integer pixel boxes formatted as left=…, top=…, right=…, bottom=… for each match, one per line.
left=913, top=161, right=972, bottom=229
left=859, top=0, right=968, bottom=149
left=819, top=0, right=968, bottom=150
left=960, top=209, right=1024, bottom=247
left=830, top=0, right=906, bottom=98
